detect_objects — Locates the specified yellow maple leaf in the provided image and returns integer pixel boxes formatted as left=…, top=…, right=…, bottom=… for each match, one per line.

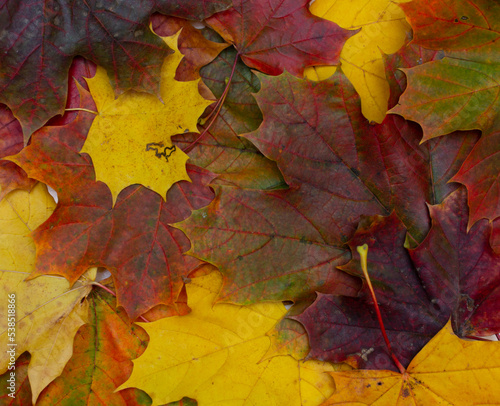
left=321, top=321, right=500, bottom=405
left=119, top=271, right=335, bottom=406
left=306, top=0, right=411, bottom=123
left=0, top=183, right=96, bottom=403
left=81, top=32, right=212, bottom=205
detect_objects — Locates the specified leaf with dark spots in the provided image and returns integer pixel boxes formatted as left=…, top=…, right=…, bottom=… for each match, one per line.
left=205, top=0, right=353, bottom=77
left=0, top=0, right=232, bottom=140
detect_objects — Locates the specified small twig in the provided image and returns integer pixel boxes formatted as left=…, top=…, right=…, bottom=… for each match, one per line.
left=357, top=244, right=406, bottom=375
left=64, top=107, right=98, bottom=115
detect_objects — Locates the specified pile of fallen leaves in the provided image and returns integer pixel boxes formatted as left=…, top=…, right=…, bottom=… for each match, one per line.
left=1, top=0, right=499, bottom=404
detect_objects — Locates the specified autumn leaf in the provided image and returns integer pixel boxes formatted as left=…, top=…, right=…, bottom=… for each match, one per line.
left=409, top=187, right=500, bottom=337
left=7, top=86, right=215, bottom=320
left=36, top=290, right=152, bottom=406
left=391, top=0, right=500, bottom=139
left=0, top=183, right=96, bottom=403
left=119, top=271, right=336, bottom=406
left=0, top=105, right=35, bottom=201
left=81, top=33, right=211, bottom=204
left=306, top=0, right=411, bottom=123
left=175, top=46, right=286, bottom=190
left=0, top=0, right=231, bottom=140
left=321, top=321, right=500, bottom=405
left=151, top=14, right=229, bottom=81
left=295, top=191, right=500, bottom=370
left=205, top=0, right=352, bottom=77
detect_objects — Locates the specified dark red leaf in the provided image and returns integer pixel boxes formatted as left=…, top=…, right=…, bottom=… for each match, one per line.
left=0, top=104, right=35, bottom=200
left=0, top=0, right=231, bottom=139
left=205, top=0, right=352, bottom=76
left=409, top=187, right=500, bottom=337
left=295, top=213, right=446, bottom=371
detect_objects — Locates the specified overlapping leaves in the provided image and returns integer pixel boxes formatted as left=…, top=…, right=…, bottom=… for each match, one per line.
left=1, top=0, right=499, bottom=404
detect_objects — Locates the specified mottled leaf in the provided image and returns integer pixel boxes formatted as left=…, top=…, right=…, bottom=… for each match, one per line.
left=37, top=291, right=152, bottom=406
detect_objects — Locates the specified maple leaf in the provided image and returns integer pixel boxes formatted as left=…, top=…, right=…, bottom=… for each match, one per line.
left=175, top=46, right=286, bottom=190
left=321, top=321, right=500, bottom=405
left=7, top=86, right=215, bottom=320
left=81, top=33, right=211, bottom=204
left=296, top=191, right=500, bottom=370
left=409, top=187, right=500, bottom=337
left=306, top=0, right=411, bottom=123
left=36, top=290, right=152, bottom=406
left=205, top=0, right=352, bottom=77
left=178, top=66, right=483, bottom=307
left=0, top=0, right=232, bottom=140
left=0, top=105, right=35, bottom=200
left=391, top=0, right=500, bottom=139
left=119, top=271, right=336, bottom=406
left=151, top=14, right=229, bottom=81
left=0, top=183, right=96, bottom=403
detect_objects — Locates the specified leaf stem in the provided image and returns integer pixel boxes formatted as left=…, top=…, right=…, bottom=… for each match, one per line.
left=64, top=108, right=98, bottom=115
left=183, top=52, right=240, bottom=153
left=92, top=282, right=150, bottom=323
left=357, top=244, right=406, bottom=375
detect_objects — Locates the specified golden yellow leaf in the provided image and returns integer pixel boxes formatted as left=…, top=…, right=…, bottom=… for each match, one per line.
left=0, top=183, right=95, bottom=403
left=307, top=0, right=411, bottom=123
left=322, top=321, right=500, bottom=405
left=119, top=271, right=335, bottom=406
left=81, top=32, right=212, bottom=205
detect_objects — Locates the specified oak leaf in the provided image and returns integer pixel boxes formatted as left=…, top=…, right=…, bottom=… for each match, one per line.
left=0, top=0, right=231, bottom=140
left=205, top=0, right=352, bottom=77
left=321, top=321, right=500, bottom=405
left=306, top=0, right=411, bottom=123
left=0, top=183, right=95, bottom=403
left=119, top=271, right=336, bottom=406
left=81, top=33, right=212, bottom=204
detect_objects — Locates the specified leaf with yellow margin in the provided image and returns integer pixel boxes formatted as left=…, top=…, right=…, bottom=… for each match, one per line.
left=306, top=0, right=411, bottom=123
left=81, top=32, right=212, bottom=205
left=0, top=183, right=96, bottom=403
left=321, top=321, right=500, bottom=405
left=119, top=271, right=335, bottom=406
